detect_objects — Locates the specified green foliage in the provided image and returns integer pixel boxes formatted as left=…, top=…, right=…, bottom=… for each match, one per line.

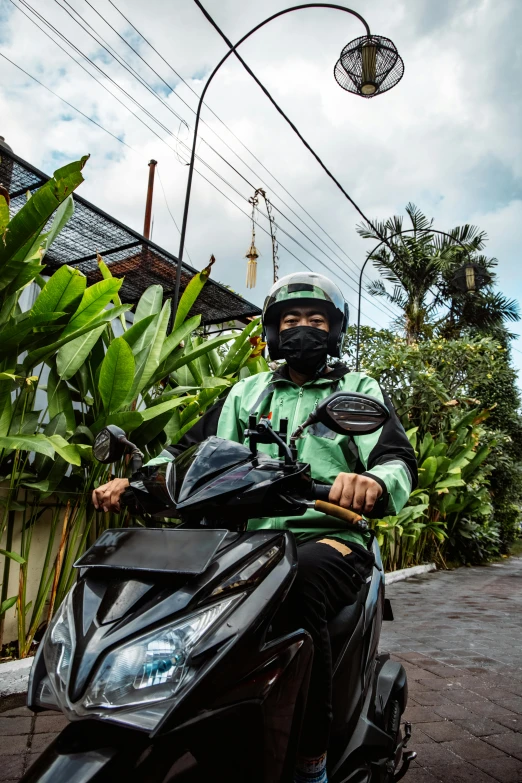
left=0, top=160, right=266, bottom=656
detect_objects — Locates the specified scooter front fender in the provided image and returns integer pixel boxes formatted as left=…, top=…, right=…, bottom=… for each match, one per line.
left=20, top=721, right=149, bottom=783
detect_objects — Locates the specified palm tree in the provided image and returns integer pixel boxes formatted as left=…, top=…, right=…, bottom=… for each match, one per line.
left=357, top=203, right=518, bottom=342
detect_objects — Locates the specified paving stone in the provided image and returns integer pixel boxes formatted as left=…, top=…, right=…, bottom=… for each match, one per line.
left=433, top=703, right=475, bottom=720
left=413, top=743, right=461, bottom=767
left=414, top=692, right=452, bottom=707
left=0, top=707, right=33, bottom=718
left=494, top=714, right=522, bottom=732
left=33, top=714, right=68, bottom=734
left=0, top=717, right=32, bottom=736
left=420, top=721, right=471, bottom=742
left=454, top=716, right=514, bottom=737
left=467, top=701, right=519, bottom=718
left=404, top=705, right=445, bottom=723
left=0, top=734, right=29, bottom=755
left=427, top=762, right=499, bottom=782
left=0, top=755, right=25, bottom=781
left=494, top=697, right=522, bottom=715
left=483, top=732, right=522, bottom=760
left=445, top=689, right=488, bottom=705
left=443, top=736, right=508, bottom=761
left=405, top=770, right=442, bottom=782
left=471, top=756, right=522, bottom=782
left=29, top=733, right=59, bottom=754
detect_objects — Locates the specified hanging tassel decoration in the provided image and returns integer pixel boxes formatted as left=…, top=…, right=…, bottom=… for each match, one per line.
left=245, top=242, right=259, bottom=288
left=246, top=191, right=260, bottom=288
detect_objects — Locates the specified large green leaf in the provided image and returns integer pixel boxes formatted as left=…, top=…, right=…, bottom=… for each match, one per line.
left=34, top=412, right=68, bottom=475
left=159, top=315, right=201, bottom=364
left=0, top=379, right=12, bottom=436
left=166, top=334, right=234, bottom=376
left=61, top=279, right=123, bottom=338
left=56, top=324, right=106, bottom=381
left=0, top=187, right=9, bottom=235
left=47, top=365, right=76, bottom=433
left=461, top=445, right=490, bottom=479
left=121, top=314, right=156, bottom=349
left=139, top=397, right=192, bottom=422
left=131, top=300, right=171, bottom=398
left=47, top=434, right=83, bottom=466
left=217, top=319, right=260, bottom=377
left=0, top=311, right=65, bottom=354
left=23, top=304, right=131, bottom=369
left=97, top=255, right=126, bottom=331
left=132, top=285, right=163, bottom=354
left=417, top=455, right=438, bottom=489
left=99, top=337, right=135, bottom=413
left=31, top=265, right=86, bottom=317
left=0, top=156, right=88, bottom=270
left=173, top=260, right=213, bottom=332
left=0, top=434, right=55, bottom=459
left=0, top=596, right=18, bottom=616
left=91, top=410, right=144, bottom=436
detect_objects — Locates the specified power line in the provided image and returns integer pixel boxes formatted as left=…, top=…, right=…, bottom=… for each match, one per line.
left=10, top=0, right=400, bottom=321
left=156, top=165, right=193, bottom=265
left=61, top=0, right=386, bottom=296
left=2, top=7, right=396, bottom=324
left=0, top=51, right=135, bottom=151
left=105, top=0, right=376, bottom=284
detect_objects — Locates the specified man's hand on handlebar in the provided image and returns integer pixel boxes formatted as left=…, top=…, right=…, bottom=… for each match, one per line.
left=92, top=478, right=130, bottom=513
left=329, top=473, right=383, bottom=515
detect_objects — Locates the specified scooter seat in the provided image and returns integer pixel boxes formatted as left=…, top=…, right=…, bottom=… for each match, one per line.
left=328, top=589, right=365, bottom=661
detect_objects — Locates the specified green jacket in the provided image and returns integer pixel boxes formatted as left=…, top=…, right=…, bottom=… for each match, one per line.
left=216, top=364, right=417, bottom=548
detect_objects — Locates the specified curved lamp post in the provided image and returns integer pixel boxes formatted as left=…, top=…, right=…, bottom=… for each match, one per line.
left=172, top=2, right=405, bottom=317
left=354, top=229, right=475, bottom=371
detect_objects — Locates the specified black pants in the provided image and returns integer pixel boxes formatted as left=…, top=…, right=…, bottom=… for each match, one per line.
left=285, top=537, right=374, bottom=756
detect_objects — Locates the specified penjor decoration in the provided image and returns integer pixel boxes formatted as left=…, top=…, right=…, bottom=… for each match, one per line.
left=245, top=192, right=260, bottom=288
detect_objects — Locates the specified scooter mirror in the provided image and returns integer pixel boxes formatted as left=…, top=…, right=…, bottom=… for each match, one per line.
left=93, top=425, right=128, bottom=463
left=315, top=391, right=389, bottom=435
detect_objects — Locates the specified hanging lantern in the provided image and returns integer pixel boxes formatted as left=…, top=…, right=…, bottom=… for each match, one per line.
left=451, top=262, right=492, bottom=293
left=334, top=34, right=404, bottom=98
left=245, top=242, right=259, bottom=288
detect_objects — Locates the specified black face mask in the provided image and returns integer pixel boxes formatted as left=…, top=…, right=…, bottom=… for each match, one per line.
left=278, top=326, right=329, bottom=375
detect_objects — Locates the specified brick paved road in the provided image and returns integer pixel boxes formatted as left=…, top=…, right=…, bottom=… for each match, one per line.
left=381, top=556, right=522, bottom=782
left=1, top=557, right=521, bottom=781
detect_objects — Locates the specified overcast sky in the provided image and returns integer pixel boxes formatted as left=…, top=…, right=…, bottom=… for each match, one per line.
left=1, top=0, right=521, bottom=378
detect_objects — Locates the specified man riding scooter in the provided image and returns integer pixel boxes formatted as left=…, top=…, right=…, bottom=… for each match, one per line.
left=93, top=272, right=417, bottom=783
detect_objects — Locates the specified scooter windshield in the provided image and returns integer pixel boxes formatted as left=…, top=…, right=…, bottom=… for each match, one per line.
left=177, top=437, right=253, bottom=503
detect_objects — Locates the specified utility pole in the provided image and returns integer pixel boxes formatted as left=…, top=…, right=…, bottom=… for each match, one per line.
left=143, top=159, right=157, bottom=239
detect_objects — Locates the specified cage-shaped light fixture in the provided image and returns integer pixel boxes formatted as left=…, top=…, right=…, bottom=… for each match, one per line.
left=334, top=34, right=404, bottom=98
left=451, top=262, right=492, bottom=293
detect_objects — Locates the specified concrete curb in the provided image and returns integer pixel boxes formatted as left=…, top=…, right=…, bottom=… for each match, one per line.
left=0, top=656, right=34, bottom=698
left=385, top=562, right=437, bottom=585
left=0, top=562, right=437, bottom=697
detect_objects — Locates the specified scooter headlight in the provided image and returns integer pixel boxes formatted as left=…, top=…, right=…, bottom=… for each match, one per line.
left=43, top=591, right=75, bottom=701
left=82, top=594, right=241, bottom=711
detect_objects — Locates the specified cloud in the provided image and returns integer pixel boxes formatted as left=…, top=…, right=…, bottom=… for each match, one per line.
left=0, top=0, right=521, bottom=374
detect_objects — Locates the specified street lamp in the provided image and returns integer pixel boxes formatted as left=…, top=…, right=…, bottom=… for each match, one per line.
left=450, top=262, right=491, bottom=293
left=354, top=229, right=474, bottom=371
left=172, top=2, right=405, bottom=319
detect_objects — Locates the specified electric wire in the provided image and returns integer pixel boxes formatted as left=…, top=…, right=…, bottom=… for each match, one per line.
left=7, top=0, right=400, bottom=320
left=0, top=51, right=135, bottom=152
left=2, top=7, right=396, bottom=324
left=156, top=165, right=193, bottom=265
left=106, top=0, right=374, bottom=282
left=54, top=0, right=387, bottom=299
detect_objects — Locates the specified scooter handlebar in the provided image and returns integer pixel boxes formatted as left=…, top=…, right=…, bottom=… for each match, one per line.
left=310, top=483, right=364, bottom=526
left=311, top=483, right=332, bottom=501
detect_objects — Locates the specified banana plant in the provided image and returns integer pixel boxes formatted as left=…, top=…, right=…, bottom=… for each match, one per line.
left=373, top=407, right=496, bottom=571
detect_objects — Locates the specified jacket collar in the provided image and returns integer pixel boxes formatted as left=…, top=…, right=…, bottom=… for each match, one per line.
left=271, top=363, right=351, bottom=385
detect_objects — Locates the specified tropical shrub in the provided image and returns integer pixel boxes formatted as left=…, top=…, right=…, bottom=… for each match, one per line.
left=0, top=158, right=266, bottom=655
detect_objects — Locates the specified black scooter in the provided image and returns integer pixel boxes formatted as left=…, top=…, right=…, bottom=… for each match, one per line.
left=23, top=390, right=415, bottom=783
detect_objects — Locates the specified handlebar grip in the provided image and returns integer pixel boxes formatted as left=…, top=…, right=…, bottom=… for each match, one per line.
left=314, top=500, right=363, bottom=526
left=311, top=483, right=333, bottom=501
